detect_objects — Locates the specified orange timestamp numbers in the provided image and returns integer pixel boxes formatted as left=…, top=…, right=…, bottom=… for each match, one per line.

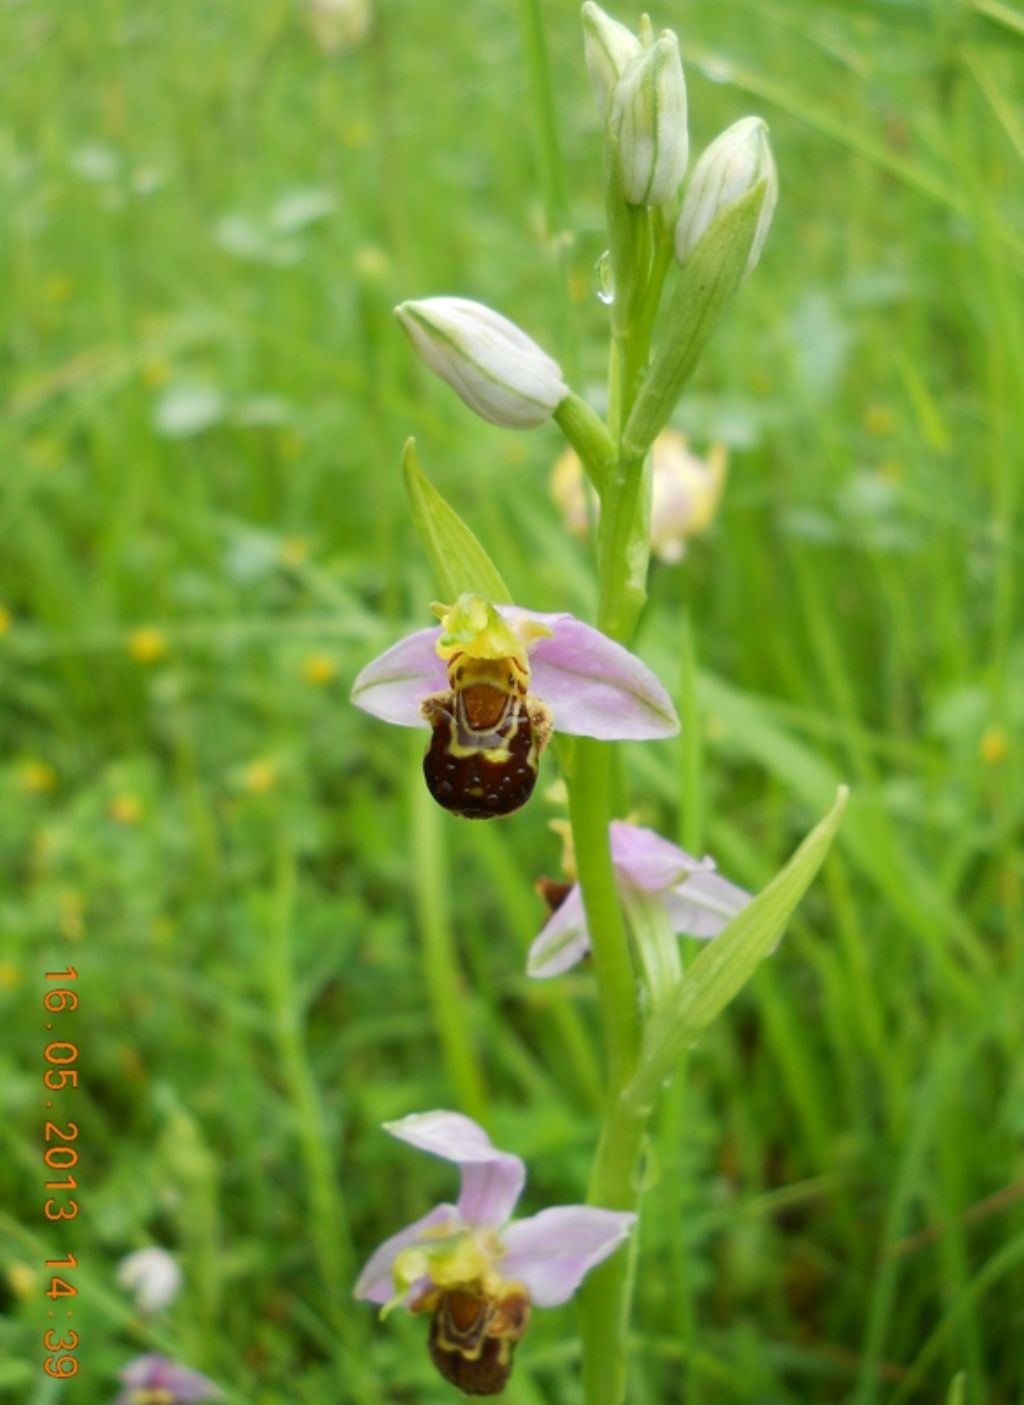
left=42, top=964, right=80, bottom=1381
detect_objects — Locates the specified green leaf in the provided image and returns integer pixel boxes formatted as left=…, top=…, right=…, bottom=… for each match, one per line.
left=626, top=786, right=849, bottom=1110
left=401, top=438, right=512, bottom=604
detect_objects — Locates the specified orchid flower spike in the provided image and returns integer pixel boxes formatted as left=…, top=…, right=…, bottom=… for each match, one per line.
left=116, top=1354, right=221, bottom=1405
left=116, top=1246, right=183, bottom=1314
left=354, top=1110, right=636, bottom=1395
left=351, top=594, right=679, bottom=819
left=529, top=820, right=751, bottom=977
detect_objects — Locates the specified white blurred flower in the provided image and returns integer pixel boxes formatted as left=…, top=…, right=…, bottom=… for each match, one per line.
left=550, top=446, right=593, bottom=538
left=551, top=430, right=727, bottom=563
left=117, top=1247, right=183, bottom=1314
left=305, top=0, right=371, bottom=53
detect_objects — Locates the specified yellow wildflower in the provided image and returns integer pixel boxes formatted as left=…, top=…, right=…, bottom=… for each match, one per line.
left=16, top=760, right=56, bottom=793
left=302, top=653, right=339, bottom=686
left=109, top=793, right=143, bottom=825
left=981, top=726, right=1008, bottom=766
left=128, top=628, right=168, bottom=664
left=241, top=758, right=278, bottom=794
left=280, top=537, right=309, bottom=567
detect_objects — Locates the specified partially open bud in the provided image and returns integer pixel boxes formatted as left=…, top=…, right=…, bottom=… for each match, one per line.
left=674, top=117, right=778, bottom=274
left=395, top=298, right=569, bottom=429
left=610, top=31, right=688, bottom=206
left=581, top=2, right=641, bottom=118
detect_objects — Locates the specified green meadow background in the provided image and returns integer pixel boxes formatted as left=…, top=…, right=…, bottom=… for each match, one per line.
left=2, top=0, right=1022, bottom=1400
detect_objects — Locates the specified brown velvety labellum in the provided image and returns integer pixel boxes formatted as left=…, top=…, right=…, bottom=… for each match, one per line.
left=422, top=693, right=540, bottom=820
left=427, top=1290, right=529, bottom=1396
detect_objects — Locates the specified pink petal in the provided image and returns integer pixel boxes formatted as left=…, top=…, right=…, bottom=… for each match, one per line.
left=526, top=885, right=591, bottom=978
left=350, top=607, right=678, bottom=742
left=353, top=1202, right=461, bottom=1304
left=385, top=1111, right=526, bottom=1227
left=662, top=869, right=752, bottom=938
left=118, top=1354, right=222, bottom=1402
left=503, top=610, right=678, bottom=741
left=350, top=627, right=447, bottom=726
left=500, top=1206, right=637, bottom=1307
left=610, top=821, right=714, bottom=890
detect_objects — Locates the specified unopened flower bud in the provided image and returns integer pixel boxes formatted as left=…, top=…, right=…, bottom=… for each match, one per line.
left=395, top=298, right=569, bottom=430
left=674, top=117, right=778, bottom=273
left=610, top=32, right=688, bottom=206
left=581, top=2, right=641, bottom=118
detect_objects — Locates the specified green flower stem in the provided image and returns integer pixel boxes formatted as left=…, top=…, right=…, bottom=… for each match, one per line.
left=574, top=240, right=661, bottom=1400
left=678, top=608, right=705, bottom=854
left=568, top=738, right=641, bottom=1088
left=555, top=394, right=618, bottom=495
left=597, top=447, right=649, bottom=642
left=580, top=1097, right=649, bottom=1405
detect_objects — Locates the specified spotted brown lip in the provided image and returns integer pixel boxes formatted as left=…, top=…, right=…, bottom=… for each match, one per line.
left=421, top=691, right=544, bottom=819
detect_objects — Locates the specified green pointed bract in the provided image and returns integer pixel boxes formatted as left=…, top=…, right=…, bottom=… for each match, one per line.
left=622, top=178, right=769, bottom=459
left=402, top=439, right=512, bottom=605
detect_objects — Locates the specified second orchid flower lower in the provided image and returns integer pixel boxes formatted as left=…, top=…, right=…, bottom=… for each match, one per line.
left=355, top=1111, right=635, bottom=1396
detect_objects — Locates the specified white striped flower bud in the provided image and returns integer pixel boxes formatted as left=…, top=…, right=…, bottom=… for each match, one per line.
left=610, top=31, right=689, bottom=206
left=581, top=2, right=641, bottom=118
left=674, top=117, right=778, bottom=274
left=395, top=298, right=569, bottom=430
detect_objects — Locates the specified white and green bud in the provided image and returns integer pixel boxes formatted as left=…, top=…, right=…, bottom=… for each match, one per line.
left=610, top=31, right=688, bottom=206
left=395, top=297, right=569, bottom=430
left=581, top=2, right=641, bottom=118
left=674, top=117, right=778, bottom=274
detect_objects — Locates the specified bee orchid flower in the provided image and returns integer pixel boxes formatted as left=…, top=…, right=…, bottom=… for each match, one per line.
left=528, top=820, right=751, bottom=978
left=354, top=1110, right=636, bottom=1395
left=351, top=594, right=679, bottom=819
left=116, top=1354, right=221, bottom=1404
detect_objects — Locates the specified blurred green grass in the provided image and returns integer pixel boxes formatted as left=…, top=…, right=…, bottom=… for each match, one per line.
left=1, top=0, right=1022, bottom=1400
